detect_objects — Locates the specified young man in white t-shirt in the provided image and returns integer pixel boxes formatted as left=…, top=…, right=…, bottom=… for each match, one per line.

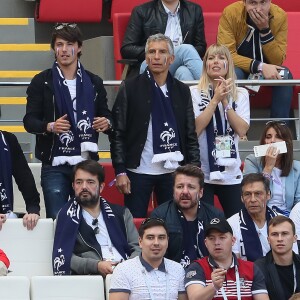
left=109, top=217, right=187, bottom=300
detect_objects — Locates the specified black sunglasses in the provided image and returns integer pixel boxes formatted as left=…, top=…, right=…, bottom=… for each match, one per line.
left=54, top=23, right=77, bottom=31
left=92, top=218, right=99, bottom=235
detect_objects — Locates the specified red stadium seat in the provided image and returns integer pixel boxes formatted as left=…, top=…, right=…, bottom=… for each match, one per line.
left=133, top=218, right=145, bottom=230
left=101, top=162, right=124, bottom=206
left=214, top=195, right=223, bottom=211
left=35, top=0, right=102, bottom=22
left=190, top=0, right=236, bottom=12
left=113, top=13, right=131, bottom=79
left=203, top=12, right=220, bottom=47
left=271, top=0, right=300, bottom=12
left=110, top=0, right=150, bottom=21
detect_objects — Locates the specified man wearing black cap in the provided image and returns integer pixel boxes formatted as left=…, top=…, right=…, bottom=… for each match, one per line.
left=185, top=218, right=269, bottom=300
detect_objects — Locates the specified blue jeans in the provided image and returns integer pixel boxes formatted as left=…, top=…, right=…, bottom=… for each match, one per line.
left=235, top=67, right=293, bottom=118
left=140, top=44, right=203, bottom=80
left=41, top=164, right=74, bottom=219
left=125, top=170, right=174, bottom=218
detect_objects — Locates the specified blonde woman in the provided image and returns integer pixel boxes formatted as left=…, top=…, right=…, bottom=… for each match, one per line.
left=191, top=44, right=250, bottom=218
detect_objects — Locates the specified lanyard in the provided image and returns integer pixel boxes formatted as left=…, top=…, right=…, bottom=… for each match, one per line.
left=142, top=267, right=170, bottom=300
left=219, top=265, right=241, bottom=300
left=293, top=263, right=297, bottom=293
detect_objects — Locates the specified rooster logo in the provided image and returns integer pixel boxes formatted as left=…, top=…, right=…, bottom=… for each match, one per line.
left=59, top=131, right=74, bottom=147
left=53, top=255, right=65, bottom=272
left=77, top=117, right=91, bottom=133
left=160, top=128, right=175, bottom=144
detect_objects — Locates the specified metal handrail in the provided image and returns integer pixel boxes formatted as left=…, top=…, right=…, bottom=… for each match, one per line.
left=0, top=80, right=299, bottom=159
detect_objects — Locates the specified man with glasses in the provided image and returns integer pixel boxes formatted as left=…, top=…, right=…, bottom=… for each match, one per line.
left=151, top=164, right=224, bottom=268
left=109, top=217, right=187, bottom=300
left=111, top=34, right=200, bottom=218
left=255, top=216, right=300, bottom=300
left=24, top=23, right=112, bottom=219
left=185, top=218, right=269, bottom=300
left=217, top=0, right=293, bottom=120
left=52, top=160, right=140, bottom=276
left=227, top=173, right=298, bottom=262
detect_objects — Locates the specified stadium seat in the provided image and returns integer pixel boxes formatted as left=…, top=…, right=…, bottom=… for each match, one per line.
left=110, top=0, right=150, bottom=21
left=113, top=13, right=132, bottom=79
left=105, top=274, right=112, bottom=300
left=133, top=218, right=145, bottom=230
left=30, top=275, right=105, bottom=300
left=0, top=219, right=54, bottom=277
left=214, top=195, right=223, bottom=211
left=35, top=0, right=102, bottom=22
left=0, top=276, right=30, bottom=300
left=101, top=162, right=124, bottom=206
left=203, top=12, right=220, bottom=46
left=270, top=0, right=300, bottom=12
left=190, top=0, right=237, bottom=12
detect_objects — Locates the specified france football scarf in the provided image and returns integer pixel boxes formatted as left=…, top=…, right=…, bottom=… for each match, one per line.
left=197, top=88, right=237, bottom=180
left=51, top=61, right=98, bottom=166
left=239, top=206, right=278, bottom=261
left=177, top=201, right=208, bottom=267
left=0, top=131, right=13, bottom=213
left=52, top=197, right=130, bottom=275
left=146, top=68, right=183, bottom=169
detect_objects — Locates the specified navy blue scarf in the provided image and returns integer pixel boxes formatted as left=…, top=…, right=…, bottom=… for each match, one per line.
left=239, top=206, right=278, bottom=262
left=146, top=68, right=183, bottom=169
left=51, top=61, right=98, bottom=166
left=0, top=131, right=13, bottom=213
left=202, top=88, right=237, bottom=174
left=52, top=197, right=131, bottom=275
left=177, top=202, right=208, bottom=268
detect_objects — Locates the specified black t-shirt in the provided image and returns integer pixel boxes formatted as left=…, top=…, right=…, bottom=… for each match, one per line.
left=275, top=264, right=300, bottom=299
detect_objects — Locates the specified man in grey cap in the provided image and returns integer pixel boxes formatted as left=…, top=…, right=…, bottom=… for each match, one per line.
left=184, top=218, right=269, bottom=300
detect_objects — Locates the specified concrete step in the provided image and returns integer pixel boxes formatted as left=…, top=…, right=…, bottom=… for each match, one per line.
left=0, top=18, right=35, bottom=43
left=0, top=50, right=52, bottom=70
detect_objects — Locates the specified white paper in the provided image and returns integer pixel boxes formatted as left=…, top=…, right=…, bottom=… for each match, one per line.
left=253, top=141, right=287, bottom=157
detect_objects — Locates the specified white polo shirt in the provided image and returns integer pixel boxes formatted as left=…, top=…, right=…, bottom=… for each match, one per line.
left=109, top=255, right=186, bottom=300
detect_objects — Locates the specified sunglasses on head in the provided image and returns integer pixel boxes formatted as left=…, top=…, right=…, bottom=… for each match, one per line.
left=54, top=23, right=77, bottom=31
left=141, top=217, right=165, bottom=226
left=266, top=121, right=287, bottom=126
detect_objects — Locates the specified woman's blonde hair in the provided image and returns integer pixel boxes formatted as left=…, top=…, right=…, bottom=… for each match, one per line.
left=198, top=44, right=238, bottom=101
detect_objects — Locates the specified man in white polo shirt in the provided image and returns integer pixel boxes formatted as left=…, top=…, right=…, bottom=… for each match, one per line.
left=109, top=217, right=187, bottom=300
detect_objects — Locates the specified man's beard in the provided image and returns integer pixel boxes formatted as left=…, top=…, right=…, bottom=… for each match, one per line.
left=75, top=191, right=99, bottom=208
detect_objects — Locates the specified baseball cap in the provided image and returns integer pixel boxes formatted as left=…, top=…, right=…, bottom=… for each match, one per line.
left=205, top=218, right=233, bottom=237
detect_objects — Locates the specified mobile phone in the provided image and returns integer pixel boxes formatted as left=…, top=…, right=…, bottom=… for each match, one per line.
left=279, top=69, right=289, bottom=79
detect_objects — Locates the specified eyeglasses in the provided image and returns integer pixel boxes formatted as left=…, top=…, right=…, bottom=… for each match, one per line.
left=54, top=23, right=77, bottom=31
left=141, top=217, right=165, bottom=226
left=92, top=218, right=99, bottom=235
left=265, top=121, right=286, bottom=126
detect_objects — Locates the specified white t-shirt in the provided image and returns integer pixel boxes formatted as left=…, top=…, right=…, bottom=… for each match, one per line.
left=128, top=84, right=175, bottom=175
left=65, top=78, right=77, bottom=122
left=110, top=256, right=186, bottom=300
left=190, top=86, right=250, bottom=185
left=82, top=209, right=123, bottom=263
